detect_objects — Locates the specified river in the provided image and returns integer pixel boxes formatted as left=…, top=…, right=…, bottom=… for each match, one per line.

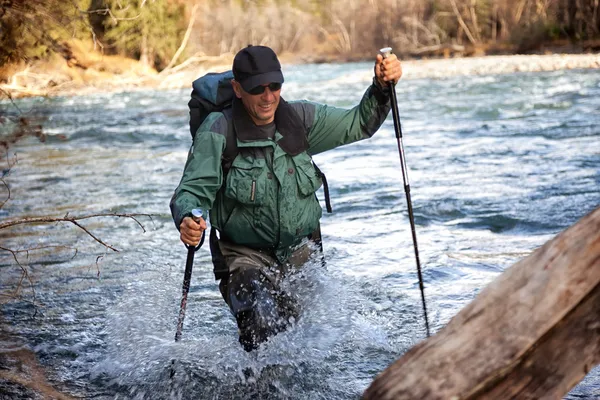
left=1, top=62, right=599, bottom=399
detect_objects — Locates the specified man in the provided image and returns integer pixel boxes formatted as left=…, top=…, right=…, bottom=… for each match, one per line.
left=171, top=45, right=402, bottom=351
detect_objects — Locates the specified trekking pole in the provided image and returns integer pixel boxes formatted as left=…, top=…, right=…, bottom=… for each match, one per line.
left=380, top=47, right=430, bottom=338
left=174, top=208, right=205, bottom=342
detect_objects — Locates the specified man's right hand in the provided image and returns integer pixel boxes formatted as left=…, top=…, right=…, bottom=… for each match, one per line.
left=374, top=52, right=402, bottom=87
left=180, top=216, right=207, bottom=246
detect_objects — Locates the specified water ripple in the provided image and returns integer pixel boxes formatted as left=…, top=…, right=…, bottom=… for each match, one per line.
left=1, top=66, right=599, bottom=399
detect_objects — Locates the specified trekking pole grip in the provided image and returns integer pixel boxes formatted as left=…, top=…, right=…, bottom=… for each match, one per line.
left=379, top=47, right=403, bottom=140
left=379, top=47, right=394, bottom=84
left=187, top=208, right=205, bottom=251
left=379, top=47, right=393, bottom=59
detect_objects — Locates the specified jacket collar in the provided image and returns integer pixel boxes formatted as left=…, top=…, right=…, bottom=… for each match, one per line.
left=232, top=97, right=308, bottom=156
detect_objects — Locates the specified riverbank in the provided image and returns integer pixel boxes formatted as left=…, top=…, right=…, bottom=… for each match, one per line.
left=399, top=53, right=600, bottom=79
left=1, top=52, right=599, bottom=100
left=0, top=325, right=77, bottom=400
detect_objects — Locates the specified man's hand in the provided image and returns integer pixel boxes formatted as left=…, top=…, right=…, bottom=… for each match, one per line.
left=375, top=52, right=402, bottom=86
left=180, top=216, right=207, bottom=246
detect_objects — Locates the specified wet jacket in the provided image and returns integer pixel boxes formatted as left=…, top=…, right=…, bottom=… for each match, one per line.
left=171, top=79, right=391, bottom=262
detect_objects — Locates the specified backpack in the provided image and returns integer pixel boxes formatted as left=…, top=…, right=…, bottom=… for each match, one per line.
left=189, top=70, right=233, bottom=140
left=189, top=70, right=238, bottom=173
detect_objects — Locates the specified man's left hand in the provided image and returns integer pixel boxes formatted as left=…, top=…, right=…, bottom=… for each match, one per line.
left=375, top=53, right=402, bottom=86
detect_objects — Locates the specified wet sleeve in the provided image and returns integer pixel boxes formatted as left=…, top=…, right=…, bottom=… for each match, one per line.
left=304, top=78, right=392, bottom=155
left=170, top=125, right=226, bottom=230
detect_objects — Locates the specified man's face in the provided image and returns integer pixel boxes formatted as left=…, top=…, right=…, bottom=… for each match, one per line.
left=232, top=80, right=281, bottom=125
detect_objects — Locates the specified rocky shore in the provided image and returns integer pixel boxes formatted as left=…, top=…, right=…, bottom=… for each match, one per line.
left=401, top=53, right=600, bottom=79
left=1, top=53, right=599, bottom=99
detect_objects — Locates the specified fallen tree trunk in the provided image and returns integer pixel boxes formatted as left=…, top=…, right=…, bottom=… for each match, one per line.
left=364, top=206, right=600, bottom=400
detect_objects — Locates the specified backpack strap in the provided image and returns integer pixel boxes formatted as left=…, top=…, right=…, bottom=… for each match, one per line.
left=210, top=227, right=229, bottom=280
left=220, top=106, right=332, bottom=213
left=220, top=107, right=238, bottom=176
left=312, top=163, right=332, bottom=214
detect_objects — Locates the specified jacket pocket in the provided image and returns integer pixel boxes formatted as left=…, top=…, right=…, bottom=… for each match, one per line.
left=292, top=152, right=322, bottom=197
left=225, top=155, right=266, bottom=205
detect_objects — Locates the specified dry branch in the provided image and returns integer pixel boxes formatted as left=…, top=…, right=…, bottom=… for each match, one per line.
left=161, top=4, right=199, bottom=73
left=1, top=213, right=154, bottom=303
left=0, top=152, right=14, bottom=209
left=0, top=213, right=152, bottom=252
left=410, top=43, right=466, bottom=56
left=0, top=245, right=36, bottom=303
left=0, top=178, right=9, bottom=209
left=449, top=0, right=478, bottom=45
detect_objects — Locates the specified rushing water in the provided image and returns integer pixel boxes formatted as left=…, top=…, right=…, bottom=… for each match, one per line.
left=1, top=63, right=599, bottom=399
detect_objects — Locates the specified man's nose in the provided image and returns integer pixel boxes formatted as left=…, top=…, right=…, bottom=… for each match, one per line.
left=261, top=88, right=275, bottom=101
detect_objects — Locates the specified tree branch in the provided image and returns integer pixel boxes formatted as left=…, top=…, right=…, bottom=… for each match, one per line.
left=0, top=87, right=22, bottom=113
left=0, top=245, right=78, bottom=259
left=0, top=245, right=36, bottom=304
left=161, top=4, right=199, bottom=73
left=0, top=149, right=16, bottom=210
left=449, top=0, right=478, bottom=45
left=0, top=213, right=154, bottom=252
left=0, top=175, right=10, bottom=209
left=70, top=219, right=119, bottom=251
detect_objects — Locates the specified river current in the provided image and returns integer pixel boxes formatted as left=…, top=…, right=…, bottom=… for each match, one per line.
left=1, top=62, right=599, bottom=399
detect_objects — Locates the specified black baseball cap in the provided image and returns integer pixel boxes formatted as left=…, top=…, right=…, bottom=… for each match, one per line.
left=233, top=45, right=284, bottom=92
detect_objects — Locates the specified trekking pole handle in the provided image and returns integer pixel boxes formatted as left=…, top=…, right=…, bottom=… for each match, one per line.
left=191, top=208, right=203, bottom=222
left=187, top=208, right=205, bottom=251
left=379, top=47, right=398, bottom=90
left=379, top=47, right=393, bottom=58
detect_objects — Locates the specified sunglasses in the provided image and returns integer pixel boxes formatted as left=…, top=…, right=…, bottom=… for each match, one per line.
left=246, top=82, right=282, bottom=95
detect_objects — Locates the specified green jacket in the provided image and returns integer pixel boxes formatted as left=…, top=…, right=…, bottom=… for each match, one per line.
left=171, top=79, right=391, bottom=262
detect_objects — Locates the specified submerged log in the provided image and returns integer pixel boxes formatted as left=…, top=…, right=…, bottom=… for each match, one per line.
left=364, top=206, right=600, bottom=400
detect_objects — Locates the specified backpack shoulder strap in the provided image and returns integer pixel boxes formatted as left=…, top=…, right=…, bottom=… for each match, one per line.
left=286, top=101, right=333, bottom=214
left=312, top=162, right=332, bottom=213
left=218, top=104, right=332, bottom=214
left=220, top=107, right=238, bottom=175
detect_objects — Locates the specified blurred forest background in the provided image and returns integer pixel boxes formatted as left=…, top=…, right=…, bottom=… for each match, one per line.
left=1, top=0, right=600, bottom=83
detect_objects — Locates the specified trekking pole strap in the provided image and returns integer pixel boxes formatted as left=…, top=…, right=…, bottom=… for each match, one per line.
left=313, top=163, right=332, bottom=213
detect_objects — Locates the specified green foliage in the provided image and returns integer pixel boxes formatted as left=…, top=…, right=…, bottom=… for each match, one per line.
left=100, top=0, right=186, bottom=69
left=546, top=24, right=563, bottom=41
left=0, top=0, right=92, bottom=67
left=1, top=0, right=599, bottom=69
left=510, top=20, right=554, bottom=52
left=432, top=1, right=459, bottom=40
left=473, top=0, right=493, bottom=38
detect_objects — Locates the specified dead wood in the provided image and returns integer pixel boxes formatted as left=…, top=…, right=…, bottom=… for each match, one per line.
left=364, top=206, right=600, bottom=400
